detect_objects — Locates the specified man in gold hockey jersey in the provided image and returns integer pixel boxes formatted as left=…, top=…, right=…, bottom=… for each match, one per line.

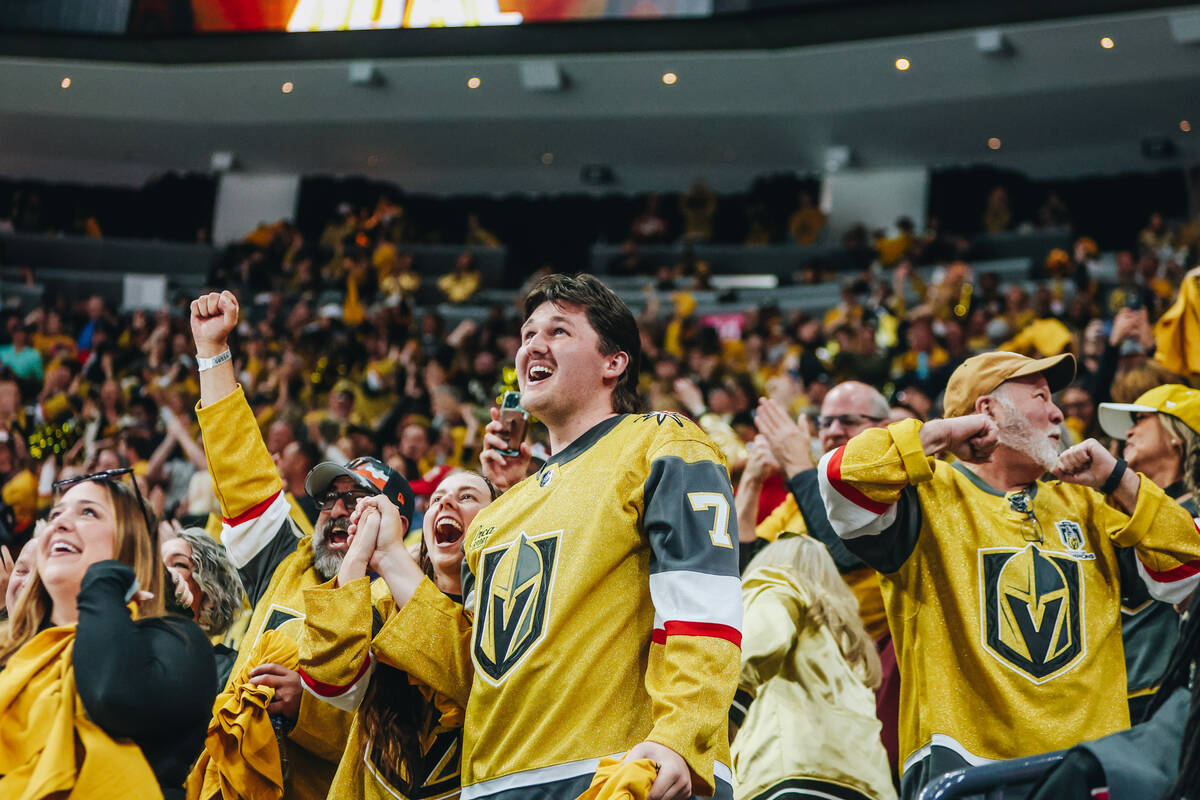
left=817, top=351, right=1200, bottom=800
left=190, top=290, right=415, bottom=800
left=351, top=273, right=742, bottom=800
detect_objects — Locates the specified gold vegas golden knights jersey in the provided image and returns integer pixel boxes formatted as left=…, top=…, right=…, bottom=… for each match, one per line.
left=385, top=412, right=743, bottom=800
left=816, top=418, right=1200, bottom=800
left=196, top=387, right=353, bottom=800
left=298, top=576, right=463, bottom=800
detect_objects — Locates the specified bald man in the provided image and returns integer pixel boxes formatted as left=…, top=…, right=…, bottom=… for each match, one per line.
left=736, top=380, right=899, bottom=770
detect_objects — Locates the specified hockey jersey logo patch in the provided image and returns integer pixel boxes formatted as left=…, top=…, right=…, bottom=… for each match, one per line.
left=474, top=531, right=560, bottom=683
left=980, top=544, right=1085, bottom=684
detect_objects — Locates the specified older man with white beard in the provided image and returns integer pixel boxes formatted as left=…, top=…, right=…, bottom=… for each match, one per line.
left=818, top=351, right=1200, bottom=800
left=190, top=291, right=415, bottom=800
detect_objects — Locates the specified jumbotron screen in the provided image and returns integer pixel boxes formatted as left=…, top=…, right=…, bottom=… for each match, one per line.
left=193, top=0, right=713, bottom=30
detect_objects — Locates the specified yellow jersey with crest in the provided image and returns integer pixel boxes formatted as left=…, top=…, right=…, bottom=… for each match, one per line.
left=816, top=418, right=1200, bottom=800
left=386, top=411, right=742, bottom=800
left=197, top=386, right=354, bottom=800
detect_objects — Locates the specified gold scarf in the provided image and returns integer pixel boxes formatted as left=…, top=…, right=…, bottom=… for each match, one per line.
left=0, top=625, right=162, bottom=800
left=187, top=629, right=298, bottom=800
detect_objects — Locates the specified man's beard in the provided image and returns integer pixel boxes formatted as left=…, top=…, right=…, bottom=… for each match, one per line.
left=312, top=517, right=350, bottom=581
left=995, top=397, right=1061, bottom=472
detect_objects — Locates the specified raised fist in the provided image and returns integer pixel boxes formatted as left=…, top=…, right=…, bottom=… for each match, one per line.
left=1051, top=439, right=1118, bottom=491
left=189, top=291, right=239, bottom=357
left=922, top=414, right=999, bottom=463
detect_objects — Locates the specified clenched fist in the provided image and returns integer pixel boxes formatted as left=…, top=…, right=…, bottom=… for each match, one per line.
left=1050, top=439, right=1117, bottom=490
left=190, top=291, right=239, bottom=358
left=920, top=414, right=999, bottom=463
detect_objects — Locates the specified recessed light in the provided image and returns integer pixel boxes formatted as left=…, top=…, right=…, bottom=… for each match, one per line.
left=540, top=152, right=554, bottom=165
left=467, top=76, right=481, bottom=89
left=988, top=137, right=1002, bottom=150
left=1100, top=36, right=1114, bottom=49
left=281, top=81, right=295, bottom=93
left=1181, top=120, right=1192, bottom=133
left=662, top=72, right=678, bottom=85
left=894, top=58, right=911, bottom=71
left=60, top=77, right=71, bottom=89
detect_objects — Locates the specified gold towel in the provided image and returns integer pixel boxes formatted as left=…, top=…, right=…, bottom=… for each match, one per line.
left=573, top=757, right=658, bottom=800
left=187, top=629, right=299, bottom=800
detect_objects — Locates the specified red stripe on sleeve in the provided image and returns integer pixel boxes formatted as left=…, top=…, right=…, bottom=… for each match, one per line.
left=1137, top=556, right=1200, bottom=583
left=298, top=654, right=373, bottom=698
left=223, top=489, right=284, bottom=527
left=652, top=620, right=742, bottom=648
left=827, top=447, right=892, bottom=515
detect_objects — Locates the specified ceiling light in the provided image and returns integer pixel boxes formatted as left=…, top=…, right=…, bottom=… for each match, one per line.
left=541, top=152, right=554, bottom=165
left=281, top=81, right=295, bottom=93
left=988, top=137, right=1002, bottom=150
left=467, top=76, right=481, bottom=89
left=1100, top=36, right=1114, bottom=49
left=662, top=72, right=678, bottom=85
left=60, top=77, right=71, bottom=89
left=894, top=58, right=911, bottom=71
left=1181, top=120, right=1192, bottom=133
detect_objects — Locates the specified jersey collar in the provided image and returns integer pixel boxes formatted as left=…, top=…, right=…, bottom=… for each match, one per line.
left=539, top=414, right=627, bottom=473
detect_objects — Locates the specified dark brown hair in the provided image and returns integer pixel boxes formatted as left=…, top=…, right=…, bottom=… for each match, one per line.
left=359, top=470, right=498, bottom=786
left=523, top=273, right=644, bottom=415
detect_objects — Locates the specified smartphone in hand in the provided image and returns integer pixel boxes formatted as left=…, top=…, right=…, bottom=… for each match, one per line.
left=497, top=391, right=528, bottom=457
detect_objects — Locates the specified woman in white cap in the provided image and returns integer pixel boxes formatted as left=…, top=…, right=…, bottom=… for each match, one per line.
left=1099, top=383, right=1200, bottom=719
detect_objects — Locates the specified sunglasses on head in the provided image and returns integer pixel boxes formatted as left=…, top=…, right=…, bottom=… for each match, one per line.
left=52, top=467, right=156, bottom=542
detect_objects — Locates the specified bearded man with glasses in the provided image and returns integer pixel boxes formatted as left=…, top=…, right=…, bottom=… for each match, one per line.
left=189, top=291, right=414, bottom=800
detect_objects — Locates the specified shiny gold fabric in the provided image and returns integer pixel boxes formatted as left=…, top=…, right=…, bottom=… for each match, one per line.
left=187, top=629, right=299, bottom=800
left=732, top=567, right=895, bottom=800
left=0, top=626, right=161, bottom=800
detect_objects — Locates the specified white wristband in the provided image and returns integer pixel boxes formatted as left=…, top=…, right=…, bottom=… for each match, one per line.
left=196, top=349, right=232, bottom=372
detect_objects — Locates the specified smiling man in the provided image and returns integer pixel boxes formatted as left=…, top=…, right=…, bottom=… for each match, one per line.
left=373, top=273, right=742, bottom=800
left=818, top=352, right=1200, bottom=800
left=190, top=290, right=414, bottom=800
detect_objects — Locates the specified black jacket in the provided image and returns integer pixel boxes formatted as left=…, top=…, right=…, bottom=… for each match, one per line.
left=74, top=560, right=217, bottom=799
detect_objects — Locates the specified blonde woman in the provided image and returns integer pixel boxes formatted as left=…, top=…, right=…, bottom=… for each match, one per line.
left=732, top=535, right=896, bottom=800
left=0, top=470, right=216, bottom=800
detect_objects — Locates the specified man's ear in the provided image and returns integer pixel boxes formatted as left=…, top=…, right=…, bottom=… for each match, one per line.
left=603, top=351, right=630, bottom=381
left=975, top=394, right=996, bottom=418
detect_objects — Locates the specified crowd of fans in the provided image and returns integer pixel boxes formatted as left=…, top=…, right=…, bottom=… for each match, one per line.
left=0, top=186, right=1198, bottom=800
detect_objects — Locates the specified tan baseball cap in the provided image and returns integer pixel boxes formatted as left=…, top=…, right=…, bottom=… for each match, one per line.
left=1099, top=384, right=1200, bottom=440
left=943, top=352, right=1077, bottom=418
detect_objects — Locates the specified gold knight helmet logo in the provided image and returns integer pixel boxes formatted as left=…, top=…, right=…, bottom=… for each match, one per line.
left=980, top=544, right=1084, bottom=683
left=474, top=531, right=559, bottom=683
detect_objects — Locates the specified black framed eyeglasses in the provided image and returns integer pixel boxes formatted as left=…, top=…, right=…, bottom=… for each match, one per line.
left=314, top=488, right=378, bottom=512
left=1007, top=490, right=1044, bottom=543
left=52, top=467, right=156, bottom=542
left=817, top=414, right=886, bottom=430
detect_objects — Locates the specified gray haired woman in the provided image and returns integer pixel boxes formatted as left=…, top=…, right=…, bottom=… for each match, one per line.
left=161, top=526, right=245, bottom=689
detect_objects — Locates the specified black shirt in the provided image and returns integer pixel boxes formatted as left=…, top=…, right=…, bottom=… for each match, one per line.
left=74, top=561, right=217, bottom=799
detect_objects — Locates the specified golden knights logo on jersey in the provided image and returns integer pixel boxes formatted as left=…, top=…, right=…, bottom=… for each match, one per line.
left=474, top=531, right=560, bottom=684
left=980, top=544, right=1084, bottom=683
left=366, top=728, right=460, bottom=799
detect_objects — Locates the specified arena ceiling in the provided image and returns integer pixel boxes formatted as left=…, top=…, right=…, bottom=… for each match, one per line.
left=0, top=4, right=1199, bottom=192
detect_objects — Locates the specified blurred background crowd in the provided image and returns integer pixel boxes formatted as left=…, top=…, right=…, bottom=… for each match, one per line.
left=0, top=171, right=1196, bottom=557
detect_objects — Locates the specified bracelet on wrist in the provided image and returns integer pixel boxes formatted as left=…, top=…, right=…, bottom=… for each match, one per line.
left=1100, top=457, right=1128, bottom=495
left=196, top=349, right=232, bottom=372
